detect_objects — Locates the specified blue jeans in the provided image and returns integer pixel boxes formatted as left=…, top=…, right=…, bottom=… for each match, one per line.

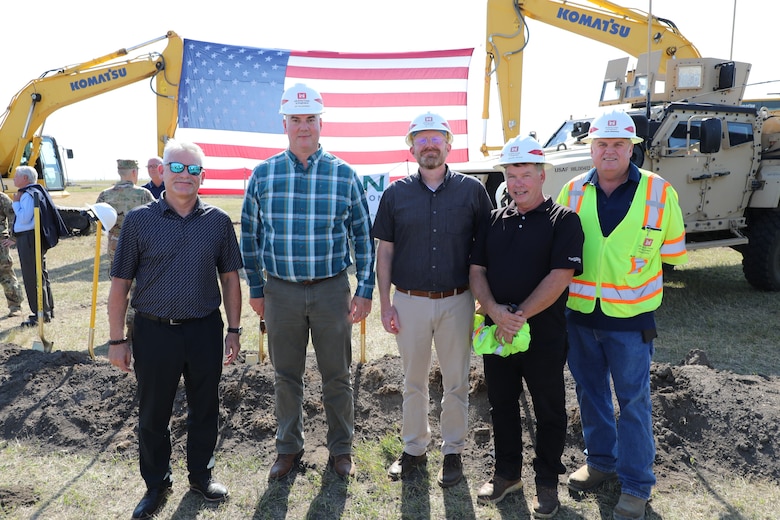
left=264, top=272, right=353, bottom=456
left=566, top=322, right=656, bottom=500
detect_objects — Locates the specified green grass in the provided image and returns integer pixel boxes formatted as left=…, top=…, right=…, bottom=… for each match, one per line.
left=1, top=182, right=778, bottom=518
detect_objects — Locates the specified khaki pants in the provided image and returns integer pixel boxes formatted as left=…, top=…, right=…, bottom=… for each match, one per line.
left=393, top=289, right=474, bottom=456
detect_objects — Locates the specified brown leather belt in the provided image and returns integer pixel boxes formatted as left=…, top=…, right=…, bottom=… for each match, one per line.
left=395, top=286, right=469, bottom=299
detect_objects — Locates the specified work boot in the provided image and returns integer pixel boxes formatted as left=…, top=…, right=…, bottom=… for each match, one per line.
left=7, top=307, right=21, bottom=317
left=567, top=464, right=617, bottom=492
left=189, top=477, right=229, bottom=502
left=437, top=453, right=463, bottom=488
left=477, top=474, right=523, bottom=504
left=131, top=481, right=172, bottom=519
left=268, top=449, right=304, bottom=480
left=533, top=484, right=560, bottom=518
left=387, top=451, right=427, bottom=480
left=328, top=453, right=356, bottom=479
left=613, top=493, right=647, bottom=520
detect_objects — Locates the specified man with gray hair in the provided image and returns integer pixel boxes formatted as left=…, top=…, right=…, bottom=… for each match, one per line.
left=5, top=166, right=67, bottom=327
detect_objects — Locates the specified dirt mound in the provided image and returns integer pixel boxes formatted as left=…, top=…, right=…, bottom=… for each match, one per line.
left=0, top=344, right=778, bottom=501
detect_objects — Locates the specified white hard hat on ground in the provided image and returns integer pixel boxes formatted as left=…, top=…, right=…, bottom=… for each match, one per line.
left=583, top=110, right=644, bottom=144
left=279, top=83, right=324, bottom=115
left=87, top=203, right=117, bottom=233
left=496, top=135, right=549, bottom=168
left=405, top=112, right=454, bottom=146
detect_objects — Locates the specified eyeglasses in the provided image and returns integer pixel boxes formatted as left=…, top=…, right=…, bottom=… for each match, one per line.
left=166, top=162, right=204, bottom=175
left=413, top=136, right=445, bottom=147
left=146, top=164, right=160, bottom=169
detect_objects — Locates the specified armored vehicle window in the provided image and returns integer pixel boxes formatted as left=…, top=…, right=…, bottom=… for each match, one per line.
left=727, top=121, right=753, bottom=147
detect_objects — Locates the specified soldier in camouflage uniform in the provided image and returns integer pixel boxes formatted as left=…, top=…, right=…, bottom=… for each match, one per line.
left=96, top=159, right=154, bottom=340
left=0, top=191, right=24, bottom=316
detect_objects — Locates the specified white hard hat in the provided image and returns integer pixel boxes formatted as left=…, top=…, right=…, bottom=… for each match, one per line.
left=405, top=112, right=454, bottom=146
left=87, top=203, right=117, bottom=233
left=583, top=110, right=644, bottom=144
left=496, top=135, right=549, bottom=167
left=279, top=83, right=324, bottom=115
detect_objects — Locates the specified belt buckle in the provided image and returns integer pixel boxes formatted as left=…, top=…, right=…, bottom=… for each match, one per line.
left=168, top=318, right=183, bottom=326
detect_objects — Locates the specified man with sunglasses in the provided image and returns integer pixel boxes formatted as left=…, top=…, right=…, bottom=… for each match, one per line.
left=372, top=112, right=492, bottom=487
left=108, top=140, right=242, bottom=519
left=241, top=83, right=375, bottom=481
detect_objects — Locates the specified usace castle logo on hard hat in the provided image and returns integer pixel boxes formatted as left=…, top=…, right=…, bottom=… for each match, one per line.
left=297, top=92, right=307, bottom=100
left=425, top=116, right=433, bottom=123
left=607, top=119, right=617, bottom=127
left=510, top=146, right=519, bottom=152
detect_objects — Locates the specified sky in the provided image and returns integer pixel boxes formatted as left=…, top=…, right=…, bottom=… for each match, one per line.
left=1, top=0, right=776, bottom=181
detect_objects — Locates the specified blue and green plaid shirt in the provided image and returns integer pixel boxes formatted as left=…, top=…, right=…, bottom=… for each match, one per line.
left=240, top=147, right=375, bottom=299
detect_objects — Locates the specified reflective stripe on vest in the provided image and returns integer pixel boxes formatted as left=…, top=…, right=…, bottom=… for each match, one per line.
left=561, top=170, right=669, bottom=315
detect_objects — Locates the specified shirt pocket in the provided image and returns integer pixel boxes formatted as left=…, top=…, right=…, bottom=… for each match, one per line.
left=445, top=206, right=472, bottom=236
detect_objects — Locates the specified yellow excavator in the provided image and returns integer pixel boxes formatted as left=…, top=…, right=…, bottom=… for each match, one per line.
left=482, top=0, right=701, bottom=154
left=0, top=31, right=183, bottom=233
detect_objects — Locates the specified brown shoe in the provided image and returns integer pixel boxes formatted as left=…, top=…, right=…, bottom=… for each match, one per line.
left=437, top=454, right=463, bottom=488
left=533, top=485, right=560, bottom=518
left=567, top=464, right=617, bottom=492
left=268, top=449, right=304, bottom=480
left=329, top=453, right=355, bottom=479
left=613, top=493, right=647, bottom=520
left=477, top=475, right=523, bottom=504
left=387, top=452, right=427, bottom=480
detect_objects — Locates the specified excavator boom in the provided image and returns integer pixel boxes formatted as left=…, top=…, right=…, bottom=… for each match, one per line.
left=483, top=0, right=701, bottom=153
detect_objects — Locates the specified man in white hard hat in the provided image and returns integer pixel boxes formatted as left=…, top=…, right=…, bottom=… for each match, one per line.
left=372, top=112, right=492, bottom=488
left=557, top=110, right=688, bottom=520
left=241, top=83, right=375, bottom=481
left=469, top=135, right=583, bottom=515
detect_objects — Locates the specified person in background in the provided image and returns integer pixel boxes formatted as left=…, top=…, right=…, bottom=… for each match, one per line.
left=0, top=191, right=24, bottom=317
left=107, top=140, right=242, bottom=520
left=5, top=166, right=67, bottom=327
left=142, top=156, right=165, bottom=199
left=372, top=111, right=492, bottom=488
left=469, top=136, right=583, bottom=516
left=96, top=159, right=155, bottom=269
left=557, top=110, right=688, bottom=520
left=241, top=83, right=375, bottom=481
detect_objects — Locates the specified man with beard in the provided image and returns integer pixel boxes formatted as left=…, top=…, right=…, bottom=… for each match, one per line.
left=372, top=112, right=492, bottom=488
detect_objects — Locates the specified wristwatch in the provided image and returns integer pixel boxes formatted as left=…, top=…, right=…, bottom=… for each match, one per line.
left=227, top=327, right=242, bottom=335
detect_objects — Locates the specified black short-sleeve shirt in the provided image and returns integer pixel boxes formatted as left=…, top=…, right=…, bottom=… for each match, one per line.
left=470, top=197, right=584, bottom=343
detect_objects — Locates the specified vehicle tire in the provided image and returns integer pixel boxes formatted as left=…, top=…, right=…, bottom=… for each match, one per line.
left=742, top=210, right=780, bottom=291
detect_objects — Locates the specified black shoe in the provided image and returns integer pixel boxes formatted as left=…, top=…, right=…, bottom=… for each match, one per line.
left=189, top=477, right=229, bottom=502
left=387, top=451, right=427, bottom=480
left=437, top=453, right=463, bottom=488
left=132, top=483, right=172, bottom=519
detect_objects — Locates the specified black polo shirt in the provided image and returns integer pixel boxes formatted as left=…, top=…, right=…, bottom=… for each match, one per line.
left=470, top=197, right=583, bottom=344
left=111, top=195, right=243, bottom=319
left=372, top=168, right=492, bottom=291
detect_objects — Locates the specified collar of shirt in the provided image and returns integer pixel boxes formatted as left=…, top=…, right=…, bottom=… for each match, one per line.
left=284, top=146, right=324, bottom=173
left=158, top=193, right=205, bottom=217
left=502, top=197, right=552, bottom=219
left=413, top=165, right=453, bottom=191
left=585, top=162, right=641, bottom=188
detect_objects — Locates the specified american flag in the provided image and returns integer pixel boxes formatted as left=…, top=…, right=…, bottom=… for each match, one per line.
left=176, top=39, right=473, bottom=195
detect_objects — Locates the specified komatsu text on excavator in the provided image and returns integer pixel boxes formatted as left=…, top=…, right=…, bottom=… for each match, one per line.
left=476, top=0, right=780, bottom=290
left=0, top=31, right=183, bottom=234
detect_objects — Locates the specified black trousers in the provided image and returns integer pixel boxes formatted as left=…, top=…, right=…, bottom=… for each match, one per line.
left=132, top=309, right=224, bottom=488
left=483, top=335, right=568, bottom=487
left=16, top=231, right=53, bottom=316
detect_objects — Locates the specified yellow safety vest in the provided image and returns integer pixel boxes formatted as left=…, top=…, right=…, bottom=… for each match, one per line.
left=557, top=168, right=688, bottom=318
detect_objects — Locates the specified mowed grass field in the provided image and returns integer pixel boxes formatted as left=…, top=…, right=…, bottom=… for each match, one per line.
left=0, top=180, right=778, bottom=519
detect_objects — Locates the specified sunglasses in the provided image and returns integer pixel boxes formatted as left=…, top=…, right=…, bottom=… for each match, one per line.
left=167, top=162, right=204, bottom=175
left=413, top=136, right=445, bottom=147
